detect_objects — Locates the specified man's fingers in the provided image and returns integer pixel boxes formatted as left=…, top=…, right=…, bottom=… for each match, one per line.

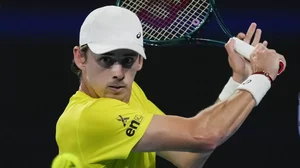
left=251, top=29, right=262, bottom=46
left=268, top=49, right=276, bottom=53
left=263, top=40, right=268, bottom=47
left=225, top=38, right=235, bottom=53
left=237, top=33, right=246, bottom=40
left=253, top=43, right=267, bottom=54
left=244, top=22, right=257, bottom=43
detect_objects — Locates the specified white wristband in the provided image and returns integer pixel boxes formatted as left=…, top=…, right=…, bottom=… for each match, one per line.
left=218, top=77, right=240, bottom=101
left=236, top=74, right=271, bottom=106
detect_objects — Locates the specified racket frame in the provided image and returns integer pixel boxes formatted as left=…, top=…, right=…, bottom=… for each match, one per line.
left=116, top=0, right=233, bottom=47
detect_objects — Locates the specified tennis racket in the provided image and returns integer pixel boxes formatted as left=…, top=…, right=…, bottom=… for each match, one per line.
left=116, top=0, right=285, bottom=75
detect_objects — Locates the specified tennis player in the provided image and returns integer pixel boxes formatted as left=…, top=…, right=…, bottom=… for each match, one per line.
left=55, top=5, right=286, bottom=168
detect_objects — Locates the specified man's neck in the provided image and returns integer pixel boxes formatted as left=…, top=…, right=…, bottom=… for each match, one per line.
left=79, top=81, right=99, bottom=98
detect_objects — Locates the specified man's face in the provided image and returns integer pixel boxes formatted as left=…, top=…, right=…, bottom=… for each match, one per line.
left=76, top=47, right=143, bottom=103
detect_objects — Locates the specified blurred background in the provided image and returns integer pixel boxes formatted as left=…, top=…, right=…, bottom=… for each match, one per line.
left=1, top=0, right=300, bottom=167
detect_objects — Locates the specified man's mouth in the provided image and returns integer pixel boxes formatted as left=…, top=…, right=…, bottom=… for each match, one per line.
left=108, top=86, right=125, bottom=90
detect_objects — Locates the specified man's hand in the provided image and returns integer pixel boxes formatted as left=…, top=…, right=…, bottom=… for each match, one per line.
left=250, top=44, right=286, bottom=81
left=225, top=22, right=268, bottom=83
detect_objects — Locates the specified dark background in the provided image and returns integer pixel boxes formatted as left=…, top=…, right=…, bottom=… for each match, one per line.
left=1, top=0, right=300, bottom=167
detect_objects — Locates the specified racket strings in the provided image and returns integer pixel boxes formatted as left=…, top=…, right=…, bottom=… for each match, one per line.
left=168, top=0, right=210, bottom=39
left=120, top=0, right=211, bottom=41
left=156, top=0, right=191, bottom=39
left=122, top=0, right=180, bottom=40
left=143, top=0, right=183, bottom=40
left=121, top=0, right=147, bottom=15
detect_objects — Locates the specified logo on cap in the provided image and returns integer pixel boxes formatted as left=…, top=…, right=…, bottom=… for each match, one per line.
left=136, top=32, right=141, bottom=39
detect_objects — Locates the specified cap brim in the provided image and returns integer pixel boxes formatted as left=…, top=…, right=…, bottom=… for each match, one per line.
left=87, top=42, right=146, bottom=59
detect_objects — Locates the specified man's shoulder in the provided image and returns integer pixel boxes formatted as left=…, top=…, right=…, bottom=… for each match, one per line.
left=132, top=81, right=147, bottom=99
left=67, top=91, right=130, bottom=114
left=132, top=81, right=143, bottom=92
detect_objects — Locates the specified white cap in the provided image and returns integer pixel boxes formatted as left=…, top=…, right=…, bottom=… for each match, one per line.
left=79, top=6, right=146, bottom=59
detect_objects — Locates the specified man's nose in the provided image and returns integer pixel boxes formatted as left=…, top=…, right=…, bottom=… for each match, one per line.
left=111, top=63, right=125, bottom=80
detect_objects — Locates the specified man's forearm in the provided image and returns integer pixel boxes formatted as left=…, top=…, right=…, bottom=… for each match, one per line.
left=192, top=90, right=255, bottom=143
left=159, top=75, right=270, bottom=167
left=158, top=151, right=213, bottom=168
left=218, top=92, right=254, bottom=144
left=176, top=91, right=255, bottom=168
left=158, top=91, right=254, bottom=168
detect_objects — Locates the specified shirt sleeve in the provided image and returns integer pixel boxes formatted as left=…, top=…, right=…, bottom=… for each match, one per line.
left=147, top=100, right=166, bottom=116
left=78, top=98, right=154, bottom=163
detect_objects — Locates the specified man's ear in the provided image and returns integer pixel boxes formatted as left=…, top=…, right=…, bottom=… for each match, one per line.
left=136, top=55, right=143, bottom=71
left=73, top=46, right=86, bottom=71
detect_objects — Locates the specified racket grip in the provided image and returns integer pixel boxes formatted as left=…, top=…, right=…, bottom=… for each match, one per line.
left=233, top=37, right=254, bottom=60
left=232, top=37, right=285, bottom=75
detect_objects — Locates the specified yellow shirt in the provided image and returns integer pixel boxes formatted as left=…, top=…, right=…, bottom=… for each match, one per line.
left=55, top=82, right=165, bottom=168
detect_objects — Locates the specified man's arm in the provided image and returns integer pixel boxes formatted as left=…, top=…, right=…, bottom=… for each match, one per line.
left=149, top=23, right=276, bottom=167
left=156, top=91, right=250, bottom=168
left=158, top=151, right=211, bottom=168
left=132, top=90, right=255, bottom=153
left=155, top=76, right=242, bottom=167
left=155, top=86, right=237, bottom=168
left=132, top=43, right=285, bottom=167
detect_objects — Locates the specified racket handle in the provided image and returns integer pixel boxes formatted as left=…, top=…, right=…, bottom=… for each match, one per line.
left=233, top=37, right=254, bottom=60
left=232, top=37, right=285, bottom=75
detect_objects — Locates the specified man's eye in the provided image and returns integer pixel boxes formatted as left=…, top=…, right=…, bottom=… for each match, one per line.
left=122, top=57, right=134, bottom=65
left=100, top=57, right=113, bottom=63
left=98, top=57, right=116, bottom=68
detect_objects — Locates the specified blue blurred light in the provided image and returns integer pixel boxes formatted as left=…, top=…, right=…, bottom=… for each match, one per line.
left=1, top=9, right=299, bottom=38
